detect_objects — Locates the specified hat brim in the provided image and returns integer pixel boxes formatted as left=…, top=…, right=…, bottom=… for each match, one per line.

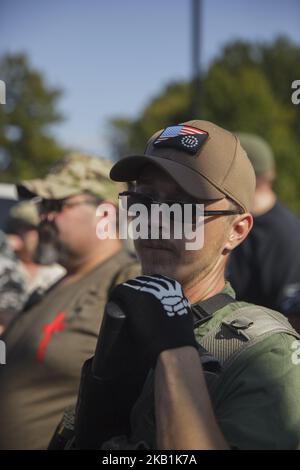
left=110, top=155, right=225, bottom=201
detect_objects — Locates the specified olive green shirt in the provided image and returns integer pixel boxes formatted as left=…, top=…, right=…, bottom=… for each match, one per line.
left=0, top=250, right=140, bottom=450
left=117, top=283, right=300, bottom=450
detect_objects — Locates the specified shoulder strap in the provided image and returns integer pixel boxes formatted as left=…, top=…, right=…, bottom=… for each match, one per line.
left=192, top=293, right=235, bottom=327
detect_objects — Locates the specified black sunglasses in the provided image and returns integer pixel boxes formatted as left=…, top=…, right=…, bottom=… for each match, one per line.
left=118, top=191, right=243, bottom=223
left=36, top=197, right=102, bottom=215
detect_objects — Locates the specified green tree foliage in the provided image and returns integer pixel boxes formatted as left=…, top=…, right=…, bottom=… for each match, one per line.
left=109, top=36, right=300, bottom=213
left=0, top=54, right=66, bottom=182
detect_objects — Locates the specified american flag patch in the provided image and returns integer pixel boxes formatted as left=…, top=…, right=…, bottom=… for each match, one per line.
left=155, top=125, right=208, bottom=142
left=153, top=124, right=208, bottom=155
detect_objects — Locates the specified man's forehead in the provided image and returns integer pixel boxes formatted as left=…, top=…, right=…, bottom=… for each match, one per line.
left=64, top=193, right=87, bottom=200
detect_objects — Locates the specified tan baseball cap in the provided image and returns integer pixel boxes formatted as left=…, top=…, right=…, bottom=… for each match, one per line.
left=110, top=120, right=256, bottom=212
left=17, top=153, right=120, bottom=201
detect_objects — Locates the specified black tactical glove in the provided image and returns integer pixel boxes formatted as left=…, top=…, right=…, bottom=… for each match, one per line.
left=109, top=274, right=198, bottom=366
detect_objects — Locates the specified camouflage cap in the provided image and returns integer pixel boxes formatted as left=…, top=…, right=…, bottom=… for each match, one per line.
left=236, top=133, right=275, bottom=176
left=17, top=153, right=120, bottom=201
left=9, top=201, right=40, bottom=227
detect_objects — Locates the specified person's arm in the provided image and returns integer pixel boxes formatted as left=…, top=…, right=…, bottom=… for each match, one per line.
left=108, top=274, right=230, bottom=449
left=155, top=346, right=228, bottom=450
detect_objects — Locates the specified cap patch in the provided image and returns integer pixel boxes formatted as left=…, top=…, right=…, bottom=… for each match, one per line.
left=153, top=124, right=208, bottom=155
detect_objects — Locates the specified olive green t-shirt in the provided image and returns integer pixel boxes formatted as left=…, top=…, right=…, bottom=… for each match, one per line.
left=124, top=283, right=300, bottom=450
left=0, top=250, right=140, bottom=450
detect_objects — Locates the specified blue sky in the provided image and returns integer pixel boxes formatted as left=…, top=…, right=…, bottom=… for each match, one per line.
left=1, top=0, right=300, bottom=158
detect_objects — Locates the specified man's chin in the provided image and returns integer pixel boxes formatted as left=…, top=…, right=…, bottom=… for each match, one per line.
left=138, top=252, right=175, bottom=277
left=134, top=240, right=179, bottom=276
left=142, top=267, right=175, bottom=278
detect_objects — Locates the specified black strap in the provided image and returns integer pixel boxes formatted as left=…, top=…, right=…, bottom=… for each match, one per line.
left=192, top=293, right=235, bottom=328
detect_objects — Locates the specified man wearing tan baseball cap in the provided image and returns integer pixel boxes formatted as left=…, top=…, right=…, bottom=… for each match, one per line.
left=110, top=120, right=255, bottom=285
left=75, top=120, right=300, bottom=450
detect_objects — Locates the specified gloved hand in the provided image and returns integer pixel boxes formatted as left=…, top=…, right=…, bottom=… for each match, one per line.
left=109, top=274, right=198, bottom=365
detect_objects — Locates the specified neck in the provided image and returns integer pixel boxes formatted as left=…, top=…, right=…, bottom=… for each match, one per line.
left=62, top=240, right=122, bottom=285
left=16, top=250, right=40, bottom=279
left=252, top=187, right=276, bottom=216
left=183, top=257, right=226, bottom=305
left=19, top=258, right=40, bottom=280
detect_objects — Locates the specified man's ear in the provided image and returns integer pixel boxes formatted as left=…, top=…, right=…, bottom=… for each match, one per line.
left=223, top=213, right=253, bottom=254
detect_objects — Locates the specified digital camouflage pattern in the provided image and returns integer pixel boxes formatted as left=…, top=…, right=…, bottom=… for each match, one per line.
left=0, top=231, right=27, bottom=329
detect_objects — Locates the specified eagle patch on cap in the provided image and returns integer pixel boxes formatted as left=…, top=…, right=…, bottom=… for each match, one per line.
left=153, top=124, right=208, bottom=155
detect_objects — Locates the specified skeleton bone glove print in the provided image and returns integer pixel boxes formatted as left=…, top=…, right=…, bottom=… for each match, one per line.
left=109, top=275, right=198, bottom=365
